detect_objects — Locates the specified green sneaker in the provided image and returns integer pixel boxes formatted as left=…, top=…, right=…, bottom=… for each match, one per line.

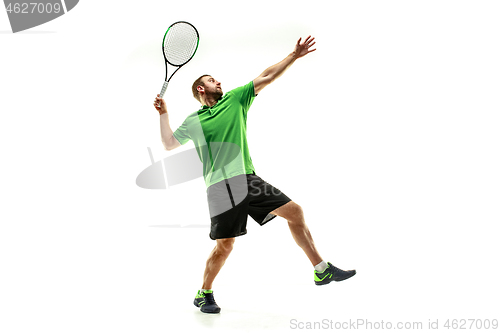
left=193, top=290, right=221, bottom=314
left=314, top=262, right=356, bottom=285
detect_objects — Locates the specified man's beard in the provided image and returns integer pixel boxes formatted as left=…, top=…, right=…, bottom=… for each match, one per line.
left=208, top=89, right=223, bottom=101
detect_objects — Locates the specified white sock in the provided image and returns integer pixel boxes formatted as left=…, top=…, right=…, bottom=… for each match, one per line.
left=201, top=288, right=212, bottom=293
left=314, top=261, right=328, bottom=272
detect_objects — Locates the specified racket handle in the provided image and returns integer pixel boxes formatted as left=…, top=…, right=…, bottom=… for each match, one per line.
left=159, top=81, right=169, bottom=98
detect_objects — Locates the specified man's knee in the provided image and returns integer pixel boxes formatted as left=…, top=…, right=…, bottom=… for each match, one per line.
left=285, top=202, right=305, bottom=224
left=216, top=238, right=235, bottom=256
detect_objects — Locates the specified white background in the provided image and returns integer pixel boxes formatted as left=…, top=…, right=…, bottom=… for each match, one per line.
left=1, top=1, right=499, bottom=332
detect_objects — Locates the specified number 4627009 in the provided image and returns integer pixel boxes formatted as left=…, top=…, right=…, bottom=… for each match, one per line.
left=6, top=2, right=62, bottom=14
left=444, top=319, right=498, bottom=330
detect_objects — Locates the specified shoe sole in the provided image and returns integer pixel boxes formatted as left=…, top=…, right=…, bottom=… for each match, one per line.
left=315, top=270, right=356, bottom=285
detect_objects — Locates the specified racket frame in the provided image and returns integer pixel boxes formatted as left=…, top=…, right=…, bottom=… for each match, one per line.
left=159, top=21, right=199, bottom=98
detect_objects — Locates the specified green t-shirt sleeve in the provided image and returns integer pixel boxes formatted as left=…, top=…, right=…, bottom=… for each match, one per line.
left=230, top=81, right=256, bottom=113
left=172, top=118, right=191, bottom=145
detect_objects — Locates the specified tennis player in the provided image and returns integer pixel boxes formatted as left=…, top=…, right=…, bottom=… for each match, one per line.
left=153, top=36, right=356, bottom=314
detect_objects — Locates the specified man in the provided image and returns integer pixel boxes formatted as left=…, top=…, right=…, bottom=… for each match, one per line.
left=153, top=36, right=355, bottom=314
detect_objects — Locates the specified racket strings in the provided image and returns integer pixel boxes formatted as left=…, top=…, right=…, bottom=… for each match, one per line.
left=164, top=23, right=198, bottom=66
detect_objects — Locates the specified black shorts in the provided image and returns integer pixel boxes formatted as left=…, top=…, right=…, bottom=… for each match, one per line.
left=207, top=172, right=292, bottom=240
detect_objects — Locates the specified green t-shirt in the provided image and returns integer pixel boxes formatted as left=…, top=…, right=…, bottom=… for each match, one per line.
left=173, top=81, right=256, bottom=188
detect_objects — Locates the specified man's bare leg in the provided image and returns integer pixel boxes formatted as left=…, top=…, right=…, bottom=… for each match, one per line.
left=194, top=238, right=235, bottom=313
left=270, top=201, right=323, bottom=266
left=201, top=237, right=235, bottom=290
left=270, top=200, right=356, bottom=283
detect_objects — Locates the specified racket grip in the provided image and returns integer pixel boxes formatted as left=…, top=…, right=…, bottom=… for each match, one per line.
left=159, top=81, right=169, bottom=98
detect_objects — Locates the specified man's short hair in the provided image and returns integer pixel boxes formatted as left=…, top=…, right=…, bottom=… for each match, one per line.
left=192, top=74, right=211, bottom=103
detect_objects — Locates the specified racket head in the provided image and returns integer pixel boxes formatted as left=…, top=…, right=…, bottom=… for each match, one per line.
left=162, top=21, right=199, bottom=68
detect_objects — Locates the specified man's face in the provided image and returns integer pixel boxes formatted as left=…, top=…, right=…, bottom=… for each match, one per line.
left=200, top=76, right=223, bottom=99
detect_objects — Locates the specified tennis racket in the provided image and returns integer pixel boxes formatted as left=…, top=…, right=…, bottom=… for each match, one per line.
left=159, top=21, right=200, bottom=98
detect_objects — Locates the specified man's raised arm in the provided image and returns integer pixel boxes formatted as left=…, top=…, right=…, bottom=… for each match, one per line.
left=154, top=95, right=181, bottom=151
left=253, top=36, right=316, bottom=95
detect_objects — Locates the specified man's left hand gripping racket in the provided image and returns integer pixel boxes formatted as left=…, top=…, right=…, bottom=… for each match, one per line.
left=159, top=21, right=199, bottom=98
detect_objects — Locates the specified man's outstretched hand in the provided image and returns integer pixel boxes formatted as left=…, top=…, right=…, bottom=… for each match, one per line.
left=293, top=36, right=316, bottom=59
left=253, top=35, right=316, bottom=95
